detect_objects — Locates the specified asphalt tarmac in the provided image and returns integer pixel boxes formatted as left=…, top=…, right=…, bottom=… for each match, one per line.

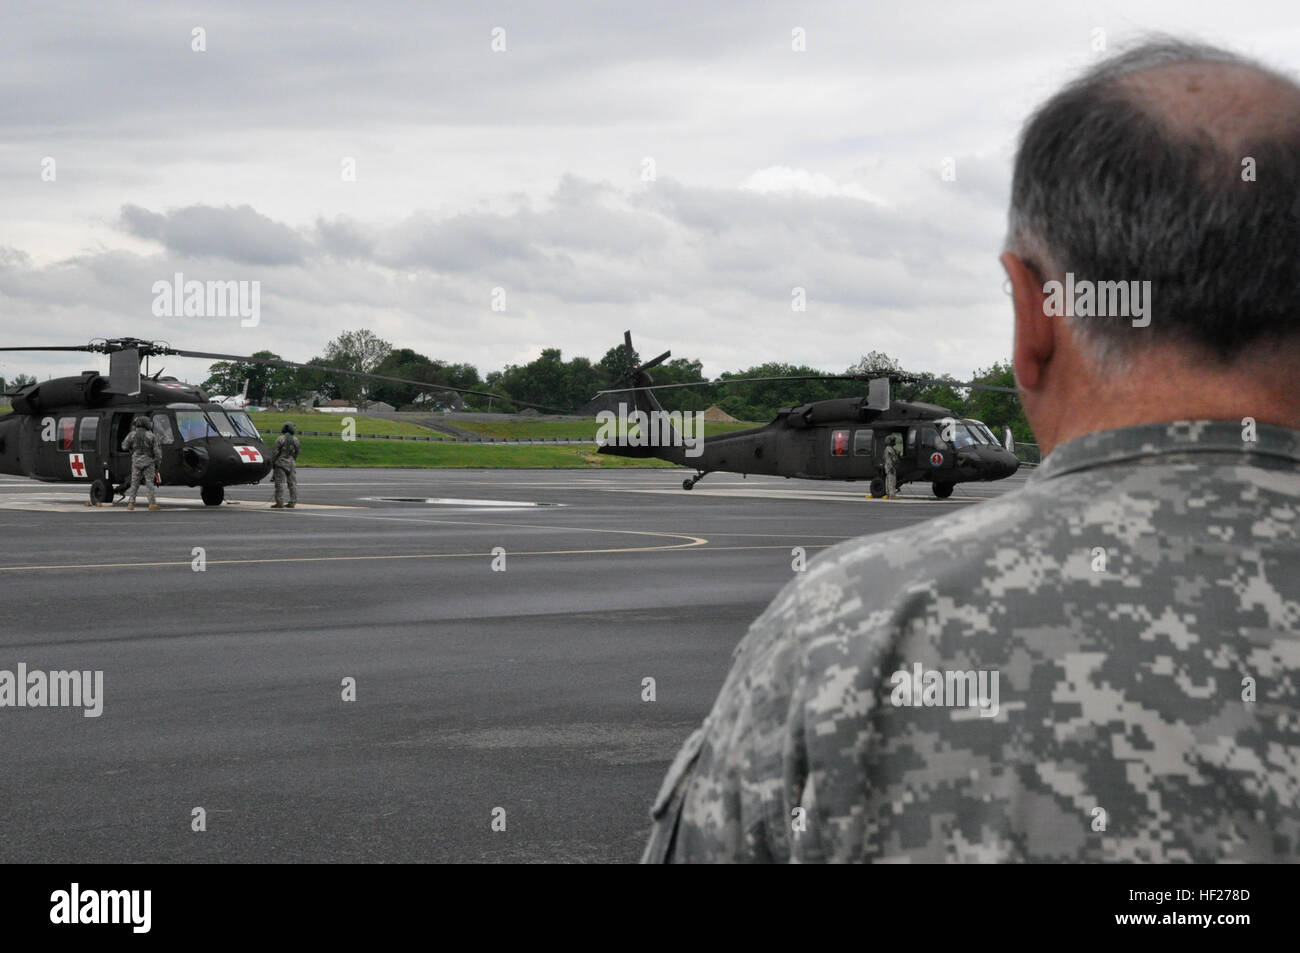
left=0, top=467, right=1025, bottom=863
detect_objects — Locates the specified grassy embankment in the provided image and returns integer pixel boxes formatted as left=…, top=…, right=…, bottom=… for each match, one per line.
left=0, top=406, right=759, bottom=467
left=245, top=412, right=696, bottom=468
left=447, top=418, right=761, bottom=439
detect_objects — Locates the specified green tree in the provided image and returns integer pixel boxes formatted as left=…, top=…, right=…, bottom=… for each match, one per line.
left=597, top=343, right=638, bottom=380
left=962, top=362, right=1029, bottom=443
left=713, top=363, right=858, bottom=420
left=320, top=329, right=393, bottom=402
left=202, top=351, right=294, bottom=403
left=369, top=349, right=487, bottom=410
left=847, top=351, right=903, bottom=377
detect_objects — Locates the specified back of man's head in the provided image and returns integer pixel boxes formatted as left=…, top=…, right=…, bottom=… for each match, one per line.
left=1004, top=39, right=1300, bottom=451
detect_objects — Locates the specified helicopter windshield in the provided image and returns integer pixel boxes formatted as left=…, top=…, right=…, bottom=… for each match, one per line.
left=950, top=423, right=978, bottom=449
left=961, top=420, right=995, bottom=445
left=968, top=420, right=1001, bottom=445
left=175, top=411, right=219, bottom=441
left=207, top=409, right=238, bottom=438
left=227, top=411, right=261, bottom=440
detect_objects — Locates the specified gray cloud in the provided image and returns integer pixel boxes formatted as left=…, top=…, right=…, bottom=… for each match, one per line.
left=2, top=0, right=1295, bottom=386
left=119, top=204, right=311, bottom=265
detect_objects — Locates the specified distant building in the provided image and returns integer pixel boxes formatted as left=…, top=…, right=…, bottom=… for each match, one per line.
left=318, top=399, right=357, bottom=414
left=362, top=400, right=396, bottom=414
left=702, top=404, right=739, bottom=423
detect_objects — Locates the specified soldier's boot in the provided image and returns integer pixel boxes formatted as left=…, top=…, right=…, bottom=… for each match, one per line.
left=285, top=503, right=295, bottom=509
left=127, top=503, right=135, bottom=511
left=271, top=503, right=284, bottom=508
left=149, top=503, right=160, bottom=511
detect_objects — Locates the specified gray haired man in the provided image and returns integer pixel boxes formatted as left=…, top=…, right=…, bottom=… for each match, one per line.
left=645, top=40, right=1300, bottom=862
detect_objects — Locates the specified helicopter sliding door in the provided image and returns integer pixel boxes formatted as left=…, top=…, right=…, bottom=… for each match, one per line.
left=107, top=412, right=135, bottom=484
left=75, top=415, right=100, bottom=483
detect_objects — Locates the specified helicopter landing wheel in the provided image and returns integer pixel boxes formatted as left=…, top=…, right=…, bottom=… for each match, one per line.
left=89, top=478, right=112, bottom=506
left=869, top=477, right=885, bottom=498
left=682, top=479, right=693, bottom=490
left=201, top=485, right=225, bottom=506
left=932, top=482, right=954, bottom=499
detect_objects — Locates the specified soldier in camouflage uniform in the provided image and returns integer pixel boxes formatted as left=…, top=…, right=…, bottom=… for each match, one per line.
left=270, top=421, right=300, bottom=508
left=882, top=434, right=900, bottom=499
left=121, top=416, right=162, bottom=511
left=645, top=41, right=1300, bottom=863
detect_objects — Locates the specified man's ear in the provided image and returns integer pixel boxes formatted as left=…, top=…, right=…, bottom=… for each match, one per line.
left=1002, top=251, right=1055, bottom=391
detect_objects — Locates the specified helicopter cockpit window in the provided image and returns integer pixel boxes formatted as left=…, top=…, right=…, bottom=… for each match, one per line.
left=227, top=411, right=261, bottom=440
left=175, top=411, right=219, bottom=442
left=950, top=423, right=978, bottom=449
left=207, top=409, right=238, bottom=438
left=907, top=427, right=917, bottom=451
left=59, top=417, right=76, bottom=451
left=152, top=415, right=175, bottom=445
left=963, top=420, right=995, bottom=445
left=78, top=417, right=98, bottom=452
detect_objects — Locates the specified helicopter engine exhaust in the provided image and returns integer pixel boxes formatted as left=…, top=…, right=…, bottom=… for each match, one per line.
left=9, top=372, right=110, bottom=414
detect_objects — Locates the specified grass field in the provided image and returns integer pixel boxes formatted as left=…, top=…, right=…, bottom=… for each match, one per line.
left=248, top=412, right=438, bottom=437
left=448, top=417, right=763, bottom=439
left=0, top=406, right=699, bottom=467
left=294, top=436, right=677, bottom=468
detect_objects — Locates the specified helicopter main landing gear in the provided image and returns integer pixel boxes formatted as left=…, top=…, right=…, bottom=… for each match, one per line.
left=201, top=485, right=225, bottom=506
left=87, top=478, right=113, bottom=507
left=682, top=471, right=708, bottom=491
left=869, top=477, right=885, bottom=498
left=932, top=482, right=954, bottom=499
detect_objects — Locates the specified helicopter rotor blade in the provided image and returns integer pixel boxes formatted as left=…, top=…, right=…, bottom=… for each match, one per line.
left=598, top=373, right=1018, bottom=396
left=898, top=375, right=1018, bottom=395
left=0, top=345, right=98, bottom=352
left=166, top=348, right=573, bottom=415
left=596, top=374, right=863, bottom=395
left=637, top=350, right=671, bottom=373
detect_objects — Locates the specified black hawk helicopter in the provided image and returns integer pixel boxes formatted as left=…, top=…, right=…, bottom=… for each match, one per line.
left=595, top=332, right=1021, bottom=498
left=0, top=337, right=564, bottom=507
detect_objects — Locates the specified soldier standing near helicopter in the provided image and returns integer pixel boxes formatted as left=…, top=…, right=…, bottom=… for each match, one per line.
left=121, top=416, right=162, bottom=511
left=882, top=434, right=900, bottom=499
left=270, top=421, right=300, bottom=508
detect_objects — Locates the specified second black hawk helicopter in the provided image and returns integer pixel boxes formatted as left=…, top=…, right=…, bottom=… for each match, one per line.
left=594, top=332, right=1021, bottom=498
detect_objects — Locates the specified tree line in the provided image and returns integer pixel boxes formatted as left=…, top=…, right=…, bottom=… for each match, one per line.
left=199, top=331, right=1029, bottom=439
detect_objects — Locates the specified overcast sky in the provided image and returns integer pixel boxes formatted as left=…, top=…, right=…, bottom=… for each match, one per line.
left=2, top=0, right=1297, bottom=393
